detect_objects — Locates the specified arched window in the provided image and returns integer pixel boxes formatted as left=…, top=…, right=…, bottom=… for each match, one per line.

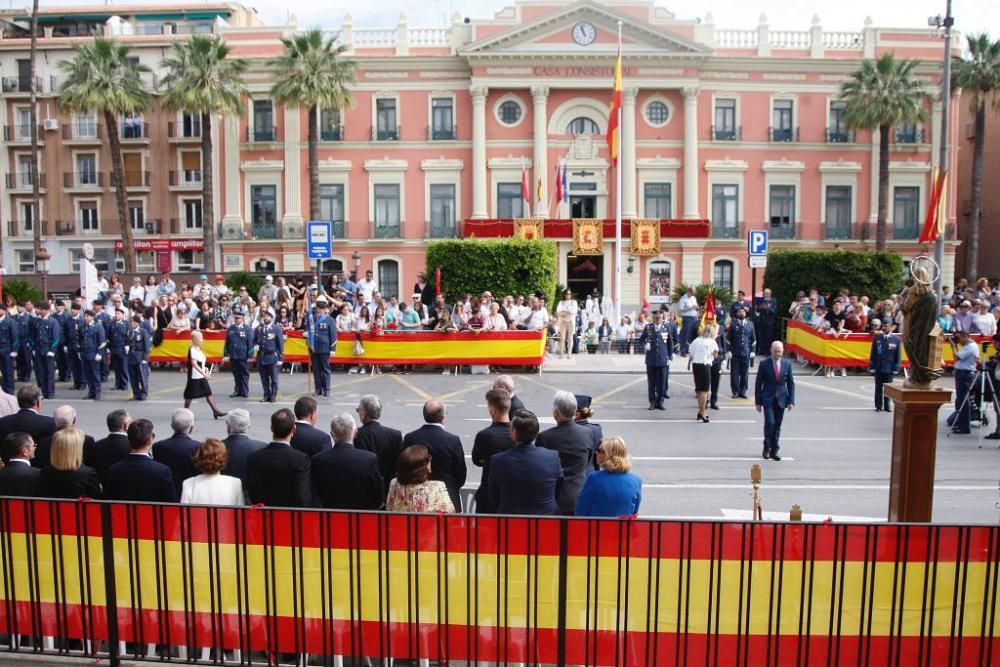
left=319, top=259, right=343, bottom=274
left=253, top=258, right=277, bottom=273
left=713, top=260, right=734, bottom=293
left=566, top=117, right=600, bottom=135
left=377, top=258, right=400, bottom=299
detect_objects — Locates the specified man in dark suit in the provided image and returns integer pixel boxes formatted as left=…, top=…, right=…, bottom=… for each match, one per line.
left=85, top=409, right=132, bottom=487
left=152, top=408, right=200, bottom=496
left=104, top=419, right=178, bottom=502
left=755, top=340, right=796, bottom=461
left=290, top=396, right=332, bottom=458
left=489, top=410, right=562, bottom=515
left=535, top=391, right=594, bottom=515
left=0, top=432, right=42, bottom=497
left=0, top=384, right=56, bottom=446
left=34, top=404, right=96, bottom=469
left=246, top=408, right=312, bottom=507
left=402, top=399, right=467, bottom=511
left=221, top=408, right=267, bottom=494
left=353, top=394, right=403, bottom=495
left=471, top=388, right=516, bottom=513
left=638, top=310, right=674, bottom=410
left=311, top=412, right=384, bottom=510
left=493, top=375, right=526, bottom=416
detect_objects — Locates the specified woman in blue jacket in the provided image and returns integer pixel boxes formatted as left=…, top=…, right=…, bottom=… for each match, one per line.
left=575, top=436, right=642, bottom=517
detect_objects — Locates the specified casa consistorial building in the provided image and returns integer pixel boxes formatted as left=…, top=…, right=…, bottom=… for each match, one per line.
left=0, top=0, right=958, bottom=304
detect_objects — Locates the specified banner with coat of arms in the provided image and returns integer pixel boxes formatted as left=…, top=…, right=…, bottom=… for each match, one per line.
left=514, top=218, right=543, bottom=240
left=572, top=219, right=603, bottom=255
left=630, top=219, right=661, bottom=256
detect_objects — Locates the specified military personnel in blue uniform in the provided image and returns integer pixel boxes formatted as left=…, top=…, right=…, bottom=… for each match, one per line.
left=107, top=307, right=131, bottom=391
left=15, top=302, right=35, bottom=382
left=53, top=300, right=72, bottom=382
left=868, top=318, right=902, bottom=412
left=310, top=300, right=336, bottom=397
left=638, top=309, right=673, bottom=410
left=754, top=289, right=779, bottom=355
left=127, top=315, right=151, bottom=401
left=80, top=309, right=107, bottom=400
left=726, top=307, right=756, bottom=399
left=223, top=311, right=254, bottom=398
left=254, top=310, right=284, bottom=403
left=710, top=323, right=729, bottom=410
left=65, top=303, right=85, bottom=390
left=0, top=304, right=19, bottom=394
left=93, top=302, right=112, bottom=382
left=32, top=302, right=62, bottom=399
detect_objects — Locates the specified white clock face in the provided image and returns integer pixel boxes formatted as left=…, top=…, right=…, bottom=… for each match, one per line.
left=572, top=21, right=597, bottom=46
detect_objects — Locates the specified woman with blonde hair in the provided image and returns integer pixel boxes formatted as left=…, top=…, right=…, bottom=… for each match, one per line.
left=184, top=331, right=227, bottom=419
left=688, top=325, right=720, bottom=422
left=39, top=428, right=102, bottom=499
left=574, top=436, right=642, bottom=517
left=181, top=439, right=244, bottom=506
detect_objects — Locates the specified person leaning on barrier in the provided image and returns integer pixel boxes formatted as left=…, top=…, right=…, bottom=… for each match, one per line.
left=311, top=412, right=384, bottom=510
left=402, top=400, right=467, bottom=511
left=535, top=391, right=595, bottom=515
left=0, top=432, right=41, bottom=497
left=354, top=394, right=404, bottom=496
left=104, top=419, right=177, bottom=503
left=180, top=439, right=245, bottom=506
left=575, top=436, right=643, bottom=518
left=245, top=408, right=312, bottom=508
left=39, top=428, right=102, bottom=500
left=488, top=410, right=562, bottom=516
left=385, top=444, right=455, bottom=513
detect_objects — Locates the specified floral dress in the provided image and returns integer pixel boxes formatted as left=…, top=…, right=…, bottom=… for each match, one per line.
left=385, top=479, right=455, bottom=513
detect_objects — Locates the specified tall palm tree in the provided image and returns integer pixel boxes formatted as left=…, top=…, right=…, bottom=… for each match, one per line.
left=952, top=33, right=1000, bottom=281
left=59, top=38, right=151, bottom=273
left=839, top=53, right=927, bottom=251
left=161, top=36, right=248, bottom=273
left=270, top=29, right=355, bottom=222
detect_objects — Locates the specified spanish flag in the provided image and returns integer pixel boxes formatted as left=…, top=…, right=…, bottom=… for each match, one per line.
left=918, top=167, right=947, bottom=243
left=700, top=293, right=716, bottom=331
left=607, top=48, right=623, bottom=167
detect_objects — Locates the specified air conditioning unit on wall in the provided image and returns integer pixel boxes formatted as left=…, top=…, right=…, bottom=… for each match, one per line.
left=43, top=118, right=58, bottom=131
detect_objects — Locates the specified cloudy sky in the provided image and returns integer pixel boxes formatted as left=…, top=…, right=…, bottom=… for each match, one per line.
left=12, top=0, right=999, bottom=35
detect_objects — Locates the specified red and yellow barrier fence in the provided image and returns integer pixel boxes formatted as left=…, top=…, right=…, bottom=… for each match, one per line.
left=151, top=329, right=547, bottom=367
left=785, top=319, right=993, bottom=368
left=1, top=498, right=997, bottom=666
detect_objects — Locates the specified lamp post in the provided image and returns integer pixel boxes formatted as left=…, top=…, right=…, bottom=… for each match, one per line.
left=351, top=250, right=362, bottom=276
left=34, top=246, right=50, bottom=302
left=929, top=1, right=953, bottom=300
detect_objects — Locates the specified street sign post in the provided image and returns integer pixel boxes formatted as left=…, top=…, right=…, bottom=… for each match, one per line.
left=747, top=230, right=769, bottom=297
left=748, top=255, right=767, bottom=268
left=307, top=220, right=333, bottom=293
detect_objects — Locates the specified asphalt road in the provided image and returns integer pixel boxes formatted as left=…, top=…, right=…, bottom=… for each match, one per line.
left=24, top=362, right=1000, bottom=524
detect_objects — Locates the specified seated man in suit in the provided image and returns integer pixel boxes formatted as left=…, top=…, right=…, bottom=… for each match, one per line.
left=402, top=399, right=467, bottom=511
left=34, top=405, right=96, bottom=469
left=85, top=409, right=132, bottom=488
left=245, top=408, right=312, bottom=508
left=221, top=409, right=267, bottom=496
left=0, top=432, right=42, bottom=497
left=311, top=412, right=384, bottom=510
left=104, top=419, right=177, bottom=502
left=754, top=340, right=796, bottom=461
left=471, top=388, right=516, bottom=513
left=353, top=394, right=403, bottom=496
left=152, top=408, right=200, bottom=496
left=489, top=410, right=562, bottom=515
left=0, top=384, right=56, bottom=447
left=535, top=391, right=595, bottom=515
left=290, top=396, right=332, bottom=458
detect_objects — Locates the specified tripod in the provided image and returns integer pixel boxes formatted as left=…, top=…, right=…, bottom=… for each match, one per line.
left=948, top=363, right=1000, bottom=448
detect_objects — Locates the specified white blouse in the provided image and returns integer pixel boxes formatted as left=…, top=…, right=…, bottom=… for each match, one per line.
left=688, top=337, right=719, bottom=365
left=181, top=473, right=245, bottom=506
left=189, top=346, right=208, bottom=379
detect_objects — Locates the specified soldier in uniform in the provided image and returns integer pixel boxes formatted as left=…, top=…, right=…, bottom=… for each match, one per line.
left=15, top=301, right=34, bottom=382
left=108, top=307, right=131, bottom=391
left=638, top=309, right=673, bottom=410
left=754, top=288, right=779, bottom=355
left=65, top=303, right=85, bottom=390
left=223, top=311, right=254, bottom=398
left=127, top=314, right=152, bottom=401
left=868, top=318, right=901, bottom=412
left=710, top=323, right=729, bottom=410
left=80, top=309, right=107, bottom=400
left=0, top=303, right=19, bottom=394
left=255, top=310, right=284, bottom=403
left=32, top=302, right=62, bottom=399
left=93, top=301, right=112, bottom=383
left=726, top=307, right=756, bottom=399
left=53, top=300, right=71, bottom=382
left=310, top=299, right=336, bottom=397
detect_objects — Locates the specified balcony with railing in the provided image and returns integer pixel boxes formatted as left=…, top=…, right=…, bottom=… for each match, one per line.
left=894, top=127, right=926, bottom=144
left=370, top=221, right=401, bottom=238
left=112, top=170, right=151, bottom=189
left=62, top=123, right=102, bottom=142
left=427, top=220, right=459, bottom=239
left=120, top=121, right=149, bottom=141
left=428, top=125, right=456, bottom=141
left=770, top=126, right=799, bottom=142
left=823, top=221, right=854, bottom=240
left=768, top=222, right=801, bottom=240
left=826, top=128, right=855, bottom=143
left=3, top=124, right=41, bottom=142
left=852, top=222, right=936, bottom=242
left=5, top=172, right=45, bottom=190
left=169, top=218, right=203, bottom=235
left=320, top=125, right=343, bottom=141
left=168, top=121, right=201, bottom=140
left=251, top=219, right=279, bottom=240
left=5, top=220, right=47, bottom=237
left=710, top=125, right=741, bottom=141
left=64, top=171, right=105, bottom=189
left=710, top=221, right=744, bottom=239
left=1, top=75, right=41, bottom=94
left=331, top=220, right=346, bottom=239
left=169, top=170, right=203, bottom=187
left=372, top=125, right=400, bottom=141
left=246, top=126, right=278, bottom=142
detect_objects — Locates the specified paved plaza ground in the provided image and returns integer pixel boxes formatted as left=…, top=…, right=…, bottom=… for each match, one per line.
left=30, top=355, right=1000, bottom=524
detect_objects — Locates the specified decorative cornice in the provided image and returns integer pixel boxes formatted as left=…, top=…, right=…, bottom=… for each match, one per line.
left=704, top=158, right=748, bottom=172
left=241, top=158, right=284, bottom=172
left=488, top=156, right=533, bottom=169
left=889, top=159, right=931, bottom=172
left=317, top=158, right=352, bottom=173
left=364, top=71, right=409, bottom=80
left=421, top=157, right=465, bottom=171
left=819, top=159, right=863, bottom=173
left=637, top=156, right=682, bottom=170
left=762, top=159, right=806, bottom=172
left=364, top=157, right=409, bottom=172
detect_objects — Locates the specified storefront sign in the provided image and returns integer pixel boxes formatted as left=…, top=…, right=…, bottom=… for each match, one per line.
left=113, top=239, right=205, bottom=251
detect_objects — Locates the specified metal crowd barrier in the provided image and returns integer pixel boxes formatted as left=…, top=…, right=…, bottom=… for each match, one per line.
left=0, top=497, right=997, bottom=666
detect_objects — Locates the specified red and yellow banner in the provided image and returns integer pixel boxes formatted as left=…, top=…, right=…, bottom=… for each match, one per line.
left=573, top=218, right=603, bottom=255
left=151, top=329, right=546, bottom=367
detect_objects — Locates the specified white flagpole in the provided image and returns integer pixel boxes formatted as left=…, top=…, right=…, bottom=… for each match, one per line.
left=614, top=20, right=623, bottom=322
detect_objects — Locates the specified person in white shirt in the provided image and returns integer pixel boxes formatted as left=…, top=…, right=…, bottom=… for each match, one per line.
left=688, top=325, right=720, bottom=423
left=555, top=290, right=579, bottom=358
left=519, top=297, right=548, bottom=331
left=128, top=277, right=146, bottom=304
left=971, top=301, right=997, bottom=336
left=181, top=438, right=245, bottom=506
left=678, top=288, right=700, bottom=356
left=486, top=302, right=508, bottom=331
left=356, top=270, right=378, bottom=305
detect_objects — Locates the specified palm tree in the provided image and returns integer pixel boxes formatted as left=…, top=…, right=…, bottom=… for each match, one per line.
left=839, top=53, right=927, bottom=251
left=270, top=29, right=355, bottom=222
left=59, top=38, right=151, bottom=273
left=161, top=36, right=248, bottom=273
left=952, top=33, right=1000, bottom=281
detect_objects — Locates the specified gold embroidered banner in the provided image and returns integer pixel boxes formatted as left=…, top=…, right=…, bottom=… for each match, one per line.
left=514, top=218, right=543, bottom=240
left=630, top=219, right=661, bottom=256
left=572, top=218, right=603, bottom=255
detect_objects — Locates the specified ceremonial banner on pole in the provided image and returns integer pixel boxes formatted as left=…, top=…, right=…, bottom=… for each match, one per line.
left=630, top=219, right=660, bottom=256
left=514, top=218, right=543, bottom=240
left=573, top=218, right=603, bottom=255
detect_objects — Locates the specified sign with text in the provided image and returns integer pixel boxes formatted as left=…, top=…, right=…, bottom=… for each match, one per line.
left=307, top=221, right=332, bottom=260
left=114, top=238, right=204, bottom=251
left=748, top=230, right=768, bottom=256
left=749, top=255, right=768, bottom=269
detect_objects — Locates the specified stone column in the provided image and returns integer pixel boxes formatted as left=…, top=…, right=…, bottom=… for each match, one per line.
left=622, top=87, right=638, bottom=219
left=682, top=87, right=700, bottom=219
left=282, top=105, right=304, bottom=237
left=531, top=85, right=549, bottom=218
left=221, top=115, right=244, bottom=237
left=471, top=85, right=489, bottom=219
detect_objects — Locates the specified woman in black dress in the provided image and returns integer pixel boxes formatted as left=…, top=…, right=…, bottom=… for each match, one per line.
left=184, top=331, right=227, bottom=418
left=39, top=428, right=102, bottom=499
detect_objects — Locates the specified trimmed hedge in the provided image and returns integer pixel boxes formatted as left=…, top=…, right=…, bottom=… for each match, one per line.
left=426, top=239, right=558, bottom=309
left=763, top=250, right=904, bottom=312
left=225, top=271, right=264, bottom=298
left=2, top=278, right=43, bottom=304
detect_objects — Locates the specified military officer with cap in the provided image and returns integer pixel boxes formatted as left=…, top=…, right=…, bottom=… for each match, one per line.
left=223, top=311, right=254, bottom=398
left=0, top=303, right=19, bottom=394
left=15, top=301, right=34, bottom=382
left=255, top=309, right=284, bottom=403
left=127, top=314, right=151, bottom=401
left=726, top=307, right=756, bottom=398
left=638, top=309, right=674, bottom=410
left=868, top=318, right=901, bottom=412
left=310, top=299, right=336, bottom=396
left=53, top=300, right=71, bottom=382
left=65, top=303, right=85, bottom=390
left=80, top=309, right=106, bottom=400
left=92, top=301, right=112, bottom=382
left=33, top=302, right=62, bottom=399
left=108, top=307, right=131, bottom=391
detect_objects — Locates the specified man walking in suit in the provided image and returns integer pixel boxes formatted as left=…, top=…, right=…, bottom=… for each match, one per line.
left=152, top=408, right=200, bottom=496
left=221, top=409, right=267, bottom=494
left=311, top=412, right=384, bottom=510
left=727, top=307, right=756, bottom=398
left=471, top=388, right=516, bottom=513
left=488, top=410, right=562, bottom=515
left=245, top=408, right=312, bottom=507
left=0, top=432, right=41, bottom=497
left=402, top=399, right=466, bottom=511
left=638, top=310, right=673, bottom=410
left=290, top=396, right=332, bottom=457
left=354, top=394, right=403, bottom=496
left=223, top=311, right=254, bottom=398
left=85, top=409, right=132, bottom=487
left=104, top=419, right=177, bottom=502
left=535, top=391, right=594, bottom=514
left=755, top=341, right=795, bottom=461
left=868, top=318, right=901, bottom=412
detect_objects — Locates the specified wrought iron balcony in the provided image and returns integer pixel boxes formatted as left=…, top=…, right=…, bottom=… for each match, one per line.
left=710, top=221, right=743, bottom=239
left=710, top=125, right=741, bottom=141
left=769, top=222, right=800, bottom=240
left=1, top=76, right=41, bottom=94
left=64, top=171, right=105, bottom=188
left=248, top=126, right=277, bottom=142
left=331, top=220, right=345, bottom=238
left=429, top=125, right=456, bottom=140
left=168, top=121, right=201, bottom=139
left=894, top=127, right=925, bottom=144
left=770, top=126, right=799, bottom=142
left=823, top=222, right=853, bottom=240
left=370, top=221, right=401, bottom=238
left=372, top=125, right=400, bottom=141
left=62, top=123, right=102, bottom=141
left=428, top=221, right=459, bottom=238
left=3, top=124, right=41, bottom=142
left=112, top=170, right=151, bottom=188
left=826, top=128, right=855, bottom=143
left=5, top=172, right=45, bottom=189
left=6, top=220, right=48, bottom=237
left=169, top=170, right=203, bottom=186
left=320, top=125, right=343, bottom=141
left=120, top=121, right=149, bottom=140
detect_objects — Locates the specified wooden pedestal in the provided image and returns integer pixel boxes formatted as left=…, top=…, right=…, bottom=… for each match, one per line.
left=883, top=384, right=952, bottom=522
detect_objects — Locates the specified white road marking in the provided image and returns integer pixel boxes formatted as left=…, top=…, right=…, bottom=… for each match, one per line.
left=743, top=436, right=885, bottom=441
left=821, top=406, right=878, bottom=411
left=640, top=484, right=994, bottom=491
left=464, top=418, right=756, bottom=424
left=464, top=455, right=795, bottom=462
left=794, top=379, right=871, bottom=401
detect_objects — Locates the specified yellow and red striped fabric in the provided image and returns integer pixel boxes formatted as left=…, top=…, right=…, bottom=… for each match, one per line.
left=1, top=499, right=997, bottom=665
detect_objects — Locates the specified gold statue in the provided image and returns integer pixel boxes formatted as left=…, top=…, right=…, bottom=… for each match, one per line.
left=900, top=263, right=943, bottom=388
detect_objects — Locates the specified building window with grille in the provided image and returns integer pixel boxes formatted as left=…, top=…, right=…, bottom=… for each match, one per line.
left=77, top=153, right=97, bottom=186
left=828, top=101, right=849, bottom=142
left=319, top=107, right=341, bottom=141
left=75, top=114, right=97, bottom=139
left=893, top=186, right=920, bottom=238
left=20, top=202, right=34, bottom=232
left=373, top=184, right=401, bottom=236
left=182, top=112, right=201, bottom=138
left=713, top=260, right=734, bottom=293
left=128, top=200, right=144, bottom=231
left=16, top=249, right=34, bottom=274
left=183, top=198, right=203, bottom=230
left=769, top=185, right=796, bottom=238
left=497, top=100, right=522, bottom=126
left=772, top=100, right=794, bottom=141
left=252, top=100, right=274, bottom=141
left=80, top=201, right=98, bottom=233
left=566, top=117, right=600, bottom=135
left=431, top=98, right=454, bottom=140
left=377, top=258, right=399, bottom=300
left=250, top=185, right=277, bottom=239
left=825, top=185, right=852, bottom=238
left=181, top=151, right=201, bottom=184
left=643, top=182, right=672, bottom=218
left=645, top=100, right=669, bottom=126
left=376, top=99, right=398, bottom=140
left=497, top=182, right=523, bottom=218
left=320, top=184, right=345, bottom=236
left=714, top=98, right=736, bottom=139
left=429, top=183, right=456, bottom=237
left=711, top=184, right=739, bottom=238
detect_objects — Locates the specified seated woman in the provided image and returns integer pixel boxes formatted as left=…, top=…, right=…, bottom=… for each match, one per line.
left=39, top=428, right=102, bottom=499
left=575, top=436, right=642, bottom=517
left=181, top=439, right=245, bottom=506
left=386, top=444, right=456, bottom=513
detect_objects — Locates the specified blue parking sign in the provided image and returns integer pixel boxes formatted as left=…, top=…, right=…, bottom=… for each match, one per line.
left=748, top=230, right=768, bottom=256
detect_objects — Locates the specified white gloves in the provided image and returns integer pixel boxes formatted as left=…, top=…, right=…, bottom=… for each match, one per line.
left=95, top=354, right=102, bottom=361
left=9, top=352, right=15, bottom=358
left=725, top=351, right=732, bottom=361
left=46, top=351, right=55, bottom=357
left=125, top=346, right=130, bottom=354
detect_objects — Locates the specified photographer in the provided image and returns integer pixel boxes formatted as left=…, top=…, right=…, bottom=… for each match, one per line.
left=948, top=330, right=980, bottom=435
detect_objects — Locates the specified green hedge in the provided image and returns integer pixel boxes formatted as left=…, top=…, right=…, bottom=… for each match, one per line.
left=2, top=278, right=43, bottom=304
left=763, top=250, right=904, bottom=312
left=225, top=271, right=264, bottom=299
left=426, top=239, right=558, bottom=309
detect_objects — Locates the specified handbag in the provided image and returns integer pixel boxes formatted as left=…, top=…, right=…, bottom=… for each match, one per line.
left=152, top=328, right=164, bottom=346
left=353, top=337, right=365, bottom=356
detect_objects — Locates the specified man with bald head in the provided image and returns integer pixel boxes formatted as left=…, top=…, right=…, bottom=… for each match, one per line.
left=34, top=404, right=96, bottom=469
left=754, top=341, right=795, bottom=461
left=402, top=399, right=467, bottom=511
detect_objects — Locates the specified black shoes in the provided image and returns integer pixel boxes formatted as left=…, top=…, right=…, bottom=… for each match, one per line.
left=649, top=403, right=656, bottom=410
left=697, top=414, right=709, bottom=423
left=771, top=454, right=782, bottom=461
left=710, top=404, right=720, bottom=410
left=655, top=403, right=665, bottom=410
left=213, top=411, right=228, bottom=420
left=762, top=447, right=770, bottom=460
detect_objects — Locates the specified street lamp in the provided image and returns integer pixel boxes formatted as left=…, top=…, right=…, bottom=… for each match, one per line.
left=351, top=250, right=362, bottom=275
left=34, top=247, right=50, bottom=301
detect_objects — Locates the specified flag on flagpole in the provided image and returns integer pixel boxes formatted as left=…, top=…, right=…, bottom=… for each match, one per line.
left=561, top=162, right=568, bottom=203
left=537, top=176, right=544, bottom=211
left=607, top=47, right=623, bottom=167
left=554, top=163, right=563, bottom=205
left=700, top=293, right=717, bottom=331
left=919, top=167, right=947, bottom=243
left=521, top=160, right=532, bottom=217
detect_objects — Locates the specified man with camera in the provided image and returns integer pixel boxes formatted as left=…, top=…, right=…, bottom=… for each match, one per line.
left=948, top=330, right=980, bottom=435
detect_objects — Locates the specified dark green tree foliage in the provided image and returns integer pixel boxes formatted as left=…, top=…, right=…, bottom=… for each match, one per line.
left=763, top=250, right=904, bottom=313
left=2, top=279, right=43, bottom=305
left=670, top=283, right=733, bottom=307
left=426, top=239, right=558, bottom=308
left=224, top=271, right=264, bottom=298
